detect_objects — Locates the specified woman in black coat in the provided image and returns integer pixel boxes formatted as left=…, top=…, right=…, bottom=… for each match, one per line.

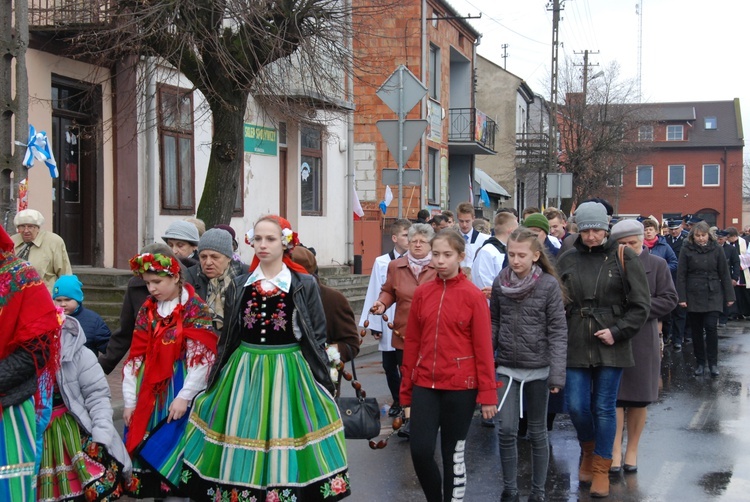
left=676, top=221, right=735, bottom=377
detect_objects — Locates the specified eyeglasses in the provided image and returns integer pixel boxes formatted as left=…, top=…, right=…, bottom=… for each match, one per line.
left=17, top=225, right=39, bottom=231
left=410, top=240, right=429, bottom=246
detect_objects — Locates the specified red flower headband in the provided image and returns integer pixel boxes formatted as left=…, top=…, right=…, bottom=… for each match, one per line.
left=245, top=215, right=300, bottom=250
left=129, top=253, right=181, bottom=277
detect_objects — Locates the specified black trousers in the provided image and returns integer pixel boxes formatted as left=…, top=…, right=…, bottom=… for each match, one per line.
left=410, top=386, right=478, bottom=502
left=688, top=311, right=720, bottom=366
left=381, top=349, right=402, bottom=403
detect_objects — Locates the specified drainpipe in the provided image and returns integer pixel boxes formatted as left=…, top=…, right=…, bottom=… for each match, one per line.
left=346, top=0, right=354, bottom=267
left=723, top=147, right=727, bottom=227
left=143, top=57, right=157, bottom=245
left=421, top=0, right=427, bottom=211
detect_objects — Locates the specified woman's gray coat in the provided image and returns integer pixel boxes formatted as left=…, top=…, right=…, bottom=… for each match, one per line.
left=617, top=251, right=678, bottom=403
left=58, top=316, right=132, bottom=476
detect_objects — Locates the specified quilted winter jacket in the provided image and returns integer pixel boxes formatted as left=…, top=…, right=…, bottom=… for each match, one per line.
left=57, top=316, right=132, bottom=476
left=490, top=272, right=568, bottom=389
left=557, top=237, right=651, bottom=368
left=400, top=273, right=498, bottom=406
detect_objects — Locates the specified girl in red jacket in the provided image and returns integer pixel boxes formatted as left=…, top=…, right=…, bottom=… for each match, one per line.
left=401, top=229, right=498, bottom=502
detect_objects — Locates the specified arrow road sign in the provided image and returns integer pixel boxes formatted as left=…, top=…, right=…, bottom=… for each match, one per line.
left=376, top=120, right=428, bottom=168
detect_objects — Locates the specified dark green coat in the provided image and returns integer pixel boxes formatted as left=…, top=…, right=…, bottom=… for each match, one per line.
left=557, top=236, right=651, bottom=368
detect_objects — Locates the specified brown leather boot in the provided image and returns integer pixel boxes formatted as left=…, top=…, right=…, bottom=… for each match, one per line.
left=578, top=441, right=595, bottom=484
left=590, top=455, right=613, bottom=498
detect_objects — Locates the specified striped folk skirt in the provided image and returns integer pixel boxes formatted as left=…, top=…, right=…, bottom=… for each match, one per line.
left=38, top=407, right=124, bottom=501
left=180, top=342, right=350, bottom=501
left=124, top=360, right=186, bottom=499
left=0, top=398, right=37, bottom=501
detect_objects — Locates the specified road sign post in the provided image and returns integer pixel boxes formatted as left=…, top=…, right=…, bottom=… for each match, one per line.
left=376, top=65, right=427, bottom=218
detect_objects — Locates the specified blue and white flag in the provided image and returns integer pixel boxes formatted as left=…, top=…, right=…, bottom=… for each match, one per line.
left=379, top=185, right=394, bottom=214
left=17, top=124, right=58, bottom=178
left=480, top=188, right=491, bottom=207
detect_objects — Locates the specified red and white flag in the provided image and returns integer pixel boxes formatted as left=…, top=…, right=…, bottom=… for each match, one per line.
left=352, top=184, right=365, bottom=221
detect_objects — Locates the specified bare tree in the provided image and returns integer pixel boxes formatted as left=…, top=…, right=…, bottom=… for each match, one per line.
left=556, top=59, right=647, bottom=212
left=68, top=0, right=392, bottom=227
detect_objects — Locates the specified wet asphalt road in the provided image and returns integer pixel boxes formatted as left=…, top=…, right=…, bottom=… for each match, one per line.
left=344, top=321, right=750, bottom=501
left=115, top=320, right=750, bottom=501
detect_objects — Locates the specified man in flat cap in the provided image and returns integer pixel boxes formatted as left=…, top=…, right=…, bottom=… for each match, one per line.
left=12, top=209, right=72, bottom=292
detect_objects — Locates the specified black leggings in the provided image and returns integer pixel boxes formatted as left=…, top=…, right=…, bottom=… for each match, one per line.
left=410, top=386, right=478, bottom=502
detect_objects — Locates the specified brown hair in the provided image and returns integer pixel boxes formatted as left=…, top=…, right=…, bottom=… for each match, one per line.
left=522, top=206, right=540, bottom=218
left=543, top=207, right=566, bottom=222
left=507, top=228, right=568, bottom=302
left=430, top=228, right=466, bottom=255
left=494, top=211, right=517, bottom=229
left=441, top=210, right=454, bottom=220
left=456, top=202, right=475, bottom=216
left=390, top=218, right=412, bottom=235
left=642, top=218, right=659, bottom=230
left=688, top=221, right=716, bottom=244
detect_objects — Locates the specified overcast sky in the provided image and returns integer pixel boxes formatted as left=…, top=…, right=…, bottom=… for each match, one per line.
left=450, top=0, right=749, bottom=159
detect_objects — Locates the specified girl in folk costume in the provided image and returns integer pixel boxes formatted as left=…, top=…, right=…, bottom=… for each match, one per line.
left=0, top=225, right=61, bottom=500
left=401, top=229, right=497, bottom=502
left=180, top=215, right=350, bottom=501
left=38, top=314, right=132, bottom=502
left=122, top=251, right=217, bottom=500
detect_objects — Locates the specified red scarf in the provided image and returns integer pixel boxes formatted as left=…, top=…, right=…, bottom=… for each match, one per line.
left=124, top=283, right=217, bottom=452
left=644, top=236, right=659, bottom=249
left=0, top=232, right=61, bottom=415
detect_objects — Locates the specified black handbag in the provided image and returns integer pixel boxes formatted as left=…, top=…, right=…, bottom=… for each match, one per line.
left=335, top=358, right=381, bottom=440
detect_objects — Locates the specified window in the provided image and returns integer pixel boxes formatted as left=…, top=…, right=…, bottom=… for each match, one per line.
left=605, top=169, right=623, bottom=187
left=158, top=85, right=194, bottom=212
left=668, top=164, right=685, bottom=186
left=666, top=125, right=683, bottom=141
left=636, top=165, right=653, bottom=187
left=705, top=116, right=717, bottom=130
left=427, top=148, right=439, bottom=203
left=233, top=171, right=244, bottom=215
left=300, top=125, right=323, bottom=215
left=428, top=44, right=440, bottom=100
left=703, top=164, right=720, bottom=186
left=638, top=125, right=653, bottom=141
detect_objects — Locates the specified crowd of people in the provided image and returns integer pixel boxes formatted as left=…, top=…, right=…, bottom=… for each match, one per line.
left=0, top=201, right=744, bottom=501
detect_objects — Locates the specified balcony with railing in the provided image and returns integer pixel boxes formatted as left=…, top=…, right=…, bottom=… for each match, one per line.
left=515, top=132, right=550, bottom=165
left=29, top=0, right=112, bottom=30
left=448, top=108, right=496, bottom=155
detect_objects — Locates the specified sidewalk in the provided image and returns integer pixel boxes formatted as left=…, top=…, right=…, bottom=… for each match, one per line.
left=105, top=330, right=380, bottom=415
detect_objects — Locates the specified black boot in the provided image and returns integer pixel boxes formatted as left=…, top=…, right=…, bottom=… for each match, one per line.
left=709, top=365, right=720, bottom=377
left=694, top=365, right=705, bottom=376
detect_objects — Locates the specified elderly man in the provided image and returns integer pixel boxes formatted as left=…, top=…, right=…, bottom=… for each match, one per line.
left=185, top=227, right=248, bottom=330
left=12, top=209, right=72, bottom=292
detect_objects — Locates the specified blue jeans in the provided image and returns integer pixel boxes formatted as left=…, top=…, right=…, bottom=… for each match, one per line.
left=566, top=366, right=623, bottom=459
left=497, top=376, right=549, bottom=496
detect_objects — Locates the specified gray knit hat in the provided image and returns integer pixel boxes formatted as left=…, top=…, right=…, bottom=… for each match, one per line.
left=198, top=228, right=234, bottom=258
left=610, top=219, right=644, bottom=242
left=574, top=202, right=609, bottom=231
left=162, top=220, right=200, bottom=245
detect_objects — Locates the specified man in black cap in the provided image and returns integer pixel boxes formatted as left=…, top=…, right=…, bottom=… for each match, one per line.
left=664, top=219, right=689, bottom=350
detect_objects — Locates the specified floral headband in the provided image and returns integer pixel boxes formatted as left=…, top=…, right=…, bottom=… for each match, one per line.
left=244, top=215, right=300, bottom=250
left=129, top=253, right=181, bottom=277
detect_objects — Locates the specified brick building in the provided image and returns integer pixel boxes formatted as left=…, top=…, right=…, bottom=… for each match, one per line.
left=352, top=0, right=496, bottom=221
left=602, top=100, right=745, bottom=227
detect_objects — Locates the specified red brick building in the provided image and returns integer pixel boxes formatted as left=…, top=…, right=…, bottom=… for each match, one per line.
left=602, top=100, right=744, bottom=227
left=351, top=0, right=496, bottom=221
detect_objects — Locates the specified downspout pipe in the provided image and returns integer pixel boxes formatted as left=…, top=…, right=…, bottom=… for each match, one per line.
left=143, top=56, right=157, bottom=245
left=420, top=0, right=427, bottom=211
left=723, top=146, right=727, bottom=227
left=346, top=0, right=355, bottom=267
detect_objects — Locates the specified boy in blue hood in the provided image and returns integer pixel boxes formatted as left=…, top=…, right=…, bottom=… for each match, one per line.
left=52, top=275, right=112, bottom=355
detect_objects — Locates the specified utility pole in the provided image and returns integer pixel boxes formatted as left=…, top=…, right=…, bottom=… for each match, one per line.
left=501, top=44, right=509, bottom=69
left=574, top=49, right=600, bottom=101
left=545, top=0, right=564, bottom=208
left=0, top=0, right=28, bottom=231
